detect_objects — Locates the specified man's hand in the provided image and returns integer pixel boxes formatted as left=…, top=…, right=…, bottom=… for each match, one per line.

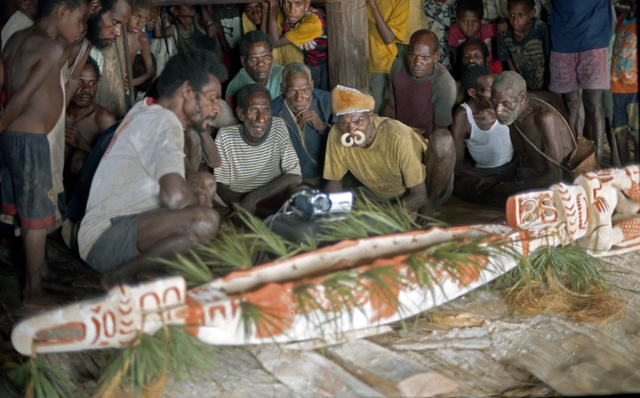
left=296, top=109, right=325, bottom=131
left=497, top=18, right=508, bottom=35
left=187, top=172, right=215, bottom=206
left=238, top=192, right=259, bottom=215
left=65, top=124, right=80, bottom=148
left=473, top=175, right=500, bottom=196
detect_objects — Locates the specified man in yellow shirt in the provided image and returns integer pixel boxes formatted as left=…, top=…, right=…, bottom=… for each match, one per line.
left=324, top=86, right=455, bottom=220
left=368, top=0, right=409, bottom=114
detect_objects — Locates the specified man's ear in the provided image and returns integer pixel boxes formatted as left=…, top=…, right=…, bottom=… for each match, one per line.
left=56, top=4, right=69, bottom=20
left=280, top=83, right=285, bottom=94
left=529, top=8, right=536, bottom=18
left=468, top=88, right=477, bottom=99
left=236, top=107, right=245, bottom=121
left=519, top=90, right=527, bottom=104
left=89, top=0, right=101, bottom=16
left=240, top=56, right=246, bottom=69
left=304, top=0, right=311, bottom=9
left=182, top=80, right=193, bottom=99
left=435, top=50, right=442, bottom=62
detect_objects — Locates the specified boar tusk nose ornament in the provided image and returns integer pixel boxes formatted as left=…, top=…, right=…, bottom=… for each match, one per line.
left=341, top=131, right=365, bottom=147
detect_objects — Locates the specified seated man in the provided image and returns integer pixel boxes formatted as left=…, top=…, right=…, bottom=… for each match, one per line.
left=384, top=29, right=456, bottom=139
left=78, top=50, right=225, bottom=287
left=324, top=85, right=455, bottom=220
left=451, top=65, right=515, bottom=204
left=271, top=62, right=333, bottom=186
left=64, top=57, right=116, bottom=198
left=480, top=71, right=575, bottom=205
left=215, top=84, right=302, bottom=216
left=454, top=38, right=490, bottom=106
left=225, top=30, right=285, bottom=108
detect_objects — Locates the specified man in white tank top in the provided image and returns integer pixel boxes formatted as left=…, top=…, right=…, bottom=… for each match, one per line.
left=451, top=65, right=515, bottom=205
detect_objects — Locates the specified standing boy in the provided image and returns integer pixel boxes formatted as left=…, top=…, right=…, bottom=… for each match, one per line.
left=1, top=0, right=89, bottom=308
left=497, top=0, right=550, bottom=91
left=125, top=2, right=155, bottom=92
left=266, top=0, right=328, bottom=90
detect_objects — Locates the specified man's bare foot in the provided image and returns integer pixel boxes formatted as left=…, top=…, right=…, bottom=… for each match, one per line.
left=22, top=291, right=71, bottom=309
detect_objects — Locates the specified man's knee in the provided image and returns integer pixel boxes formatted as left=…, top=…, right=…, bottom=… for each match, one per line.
left=582, top=89, right=603, bottom=111
left=429, top=129, right=455, bottom=158
left=562, top=90, right=582, bottom=107
left=189, top=206, right=220, bottom=243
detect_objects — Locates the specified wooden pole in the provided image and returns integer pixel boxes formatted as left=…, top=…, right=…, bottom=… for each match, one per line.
left=122, top=25, right=136, bottom=109
left=325, top=0, right=369, bottom=91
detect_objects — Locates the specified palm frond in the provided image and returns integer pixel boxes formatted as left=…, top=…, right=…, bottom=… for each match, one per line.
left=10, top=358, right=76, bottom=398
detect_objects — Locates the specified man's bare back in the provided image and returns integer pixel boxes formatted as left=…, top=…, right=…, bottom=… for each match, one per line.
left=1, top=26, right=71, bottom=134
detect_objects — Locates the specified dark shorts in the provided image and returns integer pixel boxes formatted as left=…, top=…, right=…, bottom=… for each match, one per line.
left=0, top=131, right=56, bottom=229
left=612, top=92, right=639, bottom=136
left=85, top=213, right=142, bottom=273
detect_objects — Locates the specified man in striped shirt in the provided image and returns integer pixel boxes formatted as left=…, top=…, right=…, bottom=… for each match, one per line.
left=215, top=84, right=302, bottom=216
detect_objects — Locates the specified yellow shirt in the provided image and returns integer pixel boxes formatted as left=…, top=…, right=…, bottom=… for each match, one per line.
left=403, top=0, right=429, bottom=45
left=277, top=8, right=323, bottom=47
left=323, top=117, right=427, bottom=199
left=368, top=0, right=409, bottom=74
left=241, top=12, right=304, bottom=66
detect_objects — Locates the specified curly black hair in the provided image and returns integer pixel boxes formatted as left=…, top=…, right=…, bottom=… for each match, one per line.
left=507, top=0, right=535, bottom=12
left=85, top=56, right=101, bottom=81
left=462, top=64, right=492, bottom=93
left=456, top=0, right=484, bottom=20
left=236, top=83, right=271, bottom=110
left=38, top=0, right=82, bottom=18
left=156, top=50, right=228, bottom=98
left=239, top=30, right=273, bottom=59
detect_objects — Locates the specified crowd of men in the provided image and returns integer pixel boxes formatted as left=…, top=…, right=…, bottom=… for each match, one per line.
left=0, top=0, right=636, bottom=308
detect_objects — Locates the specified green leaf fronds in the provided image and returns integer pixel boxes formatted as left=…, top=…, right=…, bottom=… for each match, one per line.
left=501, top=244, right=610, bottom=294
left=155, top=326, right=217, bottom=381
left=156, top=252, right=214, bottom=287
left=10, top=358, right=76, bottom=398
left=239, top=300, right=288, bottom=341
left=198, top=223, right=257, bottom=271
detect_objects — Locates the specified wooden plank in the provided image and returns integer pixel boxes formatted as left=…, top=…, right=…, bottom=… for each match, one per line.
left=325, top=339, right=460, bottom=397
left=163, top=347, right=298, bottom=398
left=250, top=345, right=385, bottom=398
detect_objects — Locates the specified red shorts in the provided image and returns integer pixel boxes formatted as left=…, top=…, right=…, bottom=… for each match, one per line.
left=549, top=48, right=610, bottom=93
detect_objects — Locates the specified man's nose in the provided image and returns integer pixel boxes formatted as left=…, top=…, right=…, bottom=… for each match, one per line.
left=113, top=24, right=122, bottom=37
left=295, top=91, right=304, bottom=101
left=211, top=99, right=221, bottom=116
left=256, top=110, right=266, bottom=122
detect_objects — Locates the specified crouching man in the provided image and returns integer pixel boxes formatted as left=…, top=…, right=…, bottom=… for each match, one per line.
left=215, top=84, right=302, bottom=216
left=324, top=86, right=455, bottom=221
left=78, top=50, right=226, bottom=288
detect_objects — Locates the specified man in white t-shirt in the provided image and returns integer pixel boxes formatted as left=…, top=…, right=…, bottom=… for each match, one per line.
left=215, top=84, right=301, bottom=217
left=78, top=50, right=227, bottom=287
left=451, top=65, right=515, bottom=206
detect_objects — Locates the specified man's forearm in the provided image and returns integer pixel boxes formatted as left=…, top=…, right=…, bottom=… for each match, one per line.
left=216, top=182, right=240, bottom=207
left=244, top=173, right=302, bottom=205
left=369, top=1, right=396, bottom=45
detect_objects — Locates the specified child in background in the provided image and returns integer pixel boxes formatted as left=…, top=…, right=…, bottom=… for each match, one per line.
left=1, top=0, right=90, bottom=308
left=125, top=2, right=156, bottom=97
left=611, top=0, right=638, bottom=164
left=497, top=0, right=549, bottom=91
left=448, top=0, right=502, bottom=75
left=424, top=0, right=457, bottom=72
left=266, top=0, right=328, bottom=90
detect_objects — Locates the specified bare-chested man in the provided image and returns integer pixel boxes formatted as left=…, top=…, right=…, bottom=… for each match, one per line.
left=483, top=71, right=574, bottom=204
left=64, top=57, right=116, bottom=196
left=451, top=65, right=515, bottom=205
left=1, top=0, right=89, bottom=308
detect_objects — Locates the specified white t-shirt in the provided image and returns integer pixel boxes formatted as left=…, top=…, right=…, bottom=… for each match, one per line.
left=214, top=117, right=301, bottom=194
left=78, top=98, right=185, bottom=259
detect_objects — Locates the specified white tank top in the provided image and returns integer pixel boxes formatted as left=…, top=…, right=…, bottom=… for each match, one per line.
left=462, top=102, right=514, bottom=168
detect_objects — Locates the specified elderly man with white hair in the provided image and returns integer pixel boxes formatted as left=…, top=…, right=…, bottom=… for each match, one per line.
left=271, top=62, right=334, bottom=186
left=323, top=85, right=455, bottom=220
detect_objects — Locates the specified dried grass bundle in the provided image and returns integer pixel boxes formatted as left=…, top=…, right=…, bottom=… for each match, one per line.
left=501, top=245, right=627, bottom=323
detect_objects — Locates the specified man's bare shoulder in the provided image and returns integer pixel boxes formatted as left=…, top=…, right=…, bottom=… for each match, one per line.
left=94, top=104, right=117, bottom=131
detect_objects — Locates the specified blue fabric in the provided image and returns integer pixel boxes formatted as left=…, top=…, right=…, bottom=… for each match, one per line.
left=66, top=121, right=121, bottom=223
left=550, top=0, right=613, bottom=53
left=271, top=89, right=333, bottom=179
